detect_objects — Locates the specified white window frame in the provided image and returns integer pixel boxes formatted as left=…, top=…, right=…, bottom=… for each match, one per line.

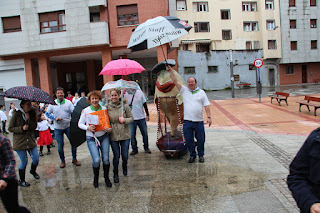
left=266, top=20, right=275, bottom=30
left=243, top=22, right=258, bottom=31
left=194, top=22, right=210, bottom=32
left=193, top=2, right=209, bottom=12
left=265, top=0, right=274, bottom=10
left=177, top=0, right=187, bottom=10
left=242, top=2, right=257, bottom=11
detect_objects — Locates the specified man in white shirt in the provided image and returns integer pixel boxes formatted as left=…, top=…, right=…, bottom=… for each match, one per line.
left=167, top=66, right=211, bottom=163
left=46, top=87, right=81, bottom=168
left=124, top=89, right=151, bottom=155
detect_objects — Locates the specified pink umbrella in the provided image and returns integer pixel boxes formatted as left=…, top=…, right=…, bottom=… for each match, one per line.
left=99, top=58, right=145, bottom=76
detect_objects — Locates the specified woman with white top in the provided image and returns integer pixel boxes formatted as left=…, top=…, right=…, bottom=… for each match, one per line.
left=78, top=90, right=112, bottom=188
left=72, top=92, right=81, bottom=106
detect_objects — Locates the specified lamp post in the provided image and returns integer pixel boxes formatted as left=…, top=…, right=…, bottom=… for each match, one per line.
left=229, top=50, right=235, bottom=98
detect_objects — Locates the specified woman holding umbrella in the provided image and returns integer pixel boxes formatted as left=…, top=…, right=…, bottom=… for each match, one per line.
left=78, top=90, right=112, bottom=188
left=8, top=100, right=40, bottom=187
left=106, top=89, right=133, bottom=183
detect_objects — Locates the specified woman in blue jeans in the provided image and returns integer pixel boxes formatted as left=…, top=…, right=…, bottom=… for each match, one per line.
left=8, top=100, right=40, bottom=187
left=78, top=90, right=112, bottom=188
left=106, top=89, right=133, bottom=183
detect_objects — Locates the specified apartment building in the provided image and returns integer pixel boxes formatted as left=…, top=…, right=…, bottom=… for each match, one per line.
left=0, top=0, right=171, bottom=98
left=175, top=0, right=282, bottom=90
left=279, top=0, right=320, bottom=85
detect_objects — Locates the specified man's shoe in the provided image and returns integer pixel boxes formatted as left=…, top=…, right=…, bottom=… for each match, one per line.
left=199, top=156, right=205, bottom=163
left=144, top=149, right=151, bottom=154
left=60, top=162, right=66, bottom=168
left=130, top=150, right=138, bottom=155
left=72, top=160, right=81, bottom=166
left=188, top=156, right=196, bottom=163
left=18, top=180, right=30, bottom=187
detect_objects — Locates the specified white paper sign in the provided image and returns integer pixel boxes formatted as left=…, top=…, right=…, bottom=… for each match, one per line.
left=87, top=114, right=99, bottom=125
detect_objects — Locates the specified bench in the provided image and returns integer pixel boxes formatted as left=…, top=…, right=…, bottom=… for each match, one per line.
left=270, top=92, right=289, bottom=106
left=297, top=95, right=320, bottom=116
left=236, top=83, right=251, bottom=89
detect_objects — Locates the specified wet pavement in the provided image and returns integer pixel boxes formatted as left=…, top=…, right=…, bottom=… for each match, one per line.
left=1, top=83, right=320, bottom=213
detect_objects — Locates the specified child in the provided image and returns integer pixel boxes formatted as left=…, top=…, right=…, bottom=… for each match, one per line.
left=43, top=105, right=55, bottom=145
left=0, top=105, right=8, bottom=134
left=36, top=112, right=53, bottom=156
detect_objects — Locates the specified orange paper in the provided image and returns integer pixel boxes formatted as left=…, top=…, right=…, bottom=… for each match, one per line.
left=88, top=109, right=111, bottom=131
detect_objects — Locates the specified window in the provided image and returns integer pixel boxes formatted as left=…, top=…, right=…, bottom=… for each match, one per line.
left=221, top=10, right=231, bottom=19
left=234, top=75, right=240, bottom=81
left=286, top=65, right=294, bottom=74
left=310, top=0, right=316, bottom=6
left=311, top=19, right=317, bottom=28
left=243, top=22, right=258, bottom=31
left=268, top=40, right=276, bottom=49
left=89, top=6, right=100, bottom=22
left=265, top=0, right=274, bottom=9
left=222, top=30, right=232, bottom=40
left=39, top=11, right=66, bottom=33
left=184, top=67, right=195, bottom=74
left=311, top=40, right=317, bottom=49
left=266, top=20, right=275, bottom=30
left=208, top=66, right=218, bottom=73
left=181, top=44, right=188, bottom=50
left=194, top=22, right=210, bottom=32
left=196, top=44, right=210, bottom=52
left=290, top=20, right=296, bottom=29
left=193, top=2, right=209, bottom=12
left=242, top=2, right=257, bottom=11
left=177, top=0, right=187, bottom=10
left=2, top=16, right=21, bottom=33
left=254, top=41, right=260, bottom=49
left=246, top=41, right=252, bottom=50
left=249, top=64, right=256, bottom=70
left=117, top=4, right=138, bottom=26
left=291, top=41, right=297, bottom=50
left=289, top=0, right=295, bottom=7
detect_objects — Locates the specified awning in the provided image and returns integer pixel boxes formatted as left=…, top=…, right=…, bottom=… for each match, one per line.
left=181, top=39, right=211, bottom=44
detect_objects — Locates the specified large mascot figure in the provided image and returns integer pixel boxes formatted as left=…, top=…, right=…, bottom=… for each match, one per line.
left=153, top=59, right=187, bottom=157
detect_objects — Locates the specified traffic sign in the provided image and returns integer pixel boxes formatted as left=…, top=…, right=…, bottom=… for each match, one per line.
left=254, top=59, right=263, bottom=68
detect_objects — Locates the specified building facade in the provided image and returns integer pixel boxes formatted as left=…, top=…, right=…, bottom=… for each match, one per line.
left=0, top=0, right=172, bottom=100
left=175, top=0, right=282, bottom=89
left=279, top=0, right=320, bottom=85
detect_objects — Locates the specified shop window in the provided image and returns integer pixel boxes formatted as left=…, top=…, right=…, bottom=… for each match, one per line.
left=291, top=41, right=297, bottom=50
left=311, top=19, right=317, bottom=28
left=311, top=40, right=317, bottom=49
left=221, top=9, right=231, bottom=19
left=268, top=40, right=276, bottom=49
left=117, top=4, right=138, bottom=26
left=177, top=0, right=187, bottom=10
left=222, top=30, right=232, bottom=40
left=181, top=44, right=188, bottom=50
left=290, top=20, right=296, bottom=29
left=208, top=66, right=218, bottom=73
left=289, top=0, right=295, bottom=7
left=2, top=16, right=21, bottom=33
left=193, top=2, right=209, bottom=12
left=254, top=41, right=260, bottom=49
left=39, top=11, right=66, bottom=33
left=89, top=6, right=100, bottom=22
left=286, top=65, right=294, bottom=74
left=184, top=67, right=195, bottom=74
left=196, top=43, right=210, bottom=52
left=265, top=0, right=274, bottom=10
left=194, top=22, right=210, bottom=32
left=242, top=2, right=257, bottom=11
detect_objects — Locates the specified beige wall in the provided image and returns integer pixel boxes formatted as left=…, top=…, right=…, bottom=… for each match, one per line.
left=176, top=0, right=281, bottom=59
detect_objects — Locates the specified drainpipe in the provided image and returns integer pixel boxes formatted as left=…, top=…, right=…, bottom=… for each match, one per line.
left=229, top=50, right=235, bottom=98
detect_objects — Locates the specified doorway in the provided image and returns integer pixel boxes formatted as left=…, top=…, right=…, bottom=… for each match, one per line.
left=302, top=65, right=307, bottom=83
left=269, top=69, right=275, bottom=87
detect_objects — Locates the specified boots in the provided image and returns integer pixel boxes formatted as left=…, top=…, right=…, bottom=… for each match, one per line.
left=113, top=169, right=119, bottom=183
left=30, top=164, right=40, bottom=179
left=122, top=160, right=128, bottom=176
left=103, top=164, right=112, bottom=187
left=18, top=169, right=30, bottom=187
left=93, top=166, right=100, bottom=188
